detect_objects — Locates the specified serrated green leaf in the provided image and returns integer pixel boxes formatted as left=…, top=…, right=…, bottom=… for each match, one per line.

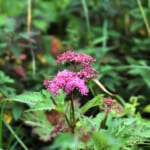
left=7, top=90, right=51, bottom=105
left=49, top=132, right=76, bottom=150
left=92, top=130, right=121, bottom=150
left=26, top=101, right=55, bottom=112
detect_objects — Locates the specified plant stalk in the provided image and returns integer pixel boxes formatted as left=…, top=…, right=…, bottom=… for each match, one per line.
left=50, top=96, right=57, bottom=106
left=27, top=0, right=36, bottom=75
left=137, top=0, right=150, bottom=36
left=64, top=114, right=71, bottom=130
left=70, top=91, right=75, bottom=134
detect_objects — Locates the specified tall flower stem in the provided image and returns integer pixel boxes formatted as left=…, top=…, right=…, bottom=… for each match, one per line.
left=50, top=97, right=71, bottom=131
left=70, top=91, right=75, bottom=134
left=64, top=114, right=71, bottom=129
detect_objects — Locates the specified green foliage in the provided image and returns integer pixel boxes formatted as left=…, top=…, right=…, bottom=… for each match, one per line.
left=12, top=103, right=25, bottom=121
left=1, top=0, right=150, bottom=149
left=3, top=119, right=28, bottom=150
left=7, top=90, right=49, bottom=105
left=92, top=114, right=150, bottom=150
left=92, top=130, right=121, bottom=150
left=144, top=105, right=150, bottom=113
left=8, top=90, right=66, bottom=113
left=81, top=94, right=103, bottom=114
left=22, top=111, right=54, bottom=142
left=0, top=71, right=15, bottom=96
left=47, top=133, right=76, bottom=150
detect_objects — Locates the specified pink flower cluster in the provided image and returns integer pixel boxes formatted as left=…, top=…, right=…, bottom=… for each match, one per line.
left=44, top=70, right=89, bottom=96
left=57, top=51, right=96, bottom=67
left=102, top=97, right=123, bottom=114
left=77, top=66, right=98, bottom=81
left=44, top=51, right=97, bottom=96
left=57, top=51, right=97, bottom=81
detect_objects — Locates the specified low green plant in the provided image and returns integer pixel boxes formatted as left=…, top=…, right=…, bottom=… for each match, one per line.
left=5, top=51, right=150, bottom=150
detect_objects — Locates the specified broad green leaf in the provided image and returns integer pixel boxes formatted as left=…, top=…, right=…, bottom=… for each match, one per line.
left=0, top=85, right=15, bottom=97
left=0, top=71, right=14, bottom=84
left=12, top=103, right=24, bottom=121
left=0, top=15, right=6, bottom=26
left=144, top=105, right=150, bottom=113
left=10, top=45, right=21, bottom=59
left=33, top=20, right=48, bottom=32
left=92, top=37, right=107, bottom=46
left=81, top=95, right=103, bottom=114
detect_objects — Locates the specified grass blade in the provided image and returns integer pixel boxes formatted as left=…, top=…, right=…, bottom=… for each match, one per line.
left=6, top=124, right=23, bottom=150
left=3, top=119, right=28, bottom=150
left=81, top=0, right=91, bottom=43
left=0, top=101, right=6, bottom=148
left=137, top=0, right=150, bottom=36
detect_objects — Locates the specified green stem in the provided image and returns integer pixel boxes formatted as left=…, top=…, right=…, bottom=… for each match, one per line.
left=81, top=0, right=91, bottom=44
left=27, top=0, right=36, bottom=75
left=0, top=101, right=6, bottom=148
left=100, top=109, right=109, bottom=129
left=137, top=0, right=150, bottom=36
left=102, top=19, right=108, bottom=54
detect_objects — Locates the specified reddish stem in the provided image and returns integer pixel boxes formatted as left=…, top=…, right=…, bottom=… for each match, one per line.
left=64, top=114, right=71, bottom=130
left=70, top=91, right=75, bottom=134
left=50, top=96, right=57, bottom=106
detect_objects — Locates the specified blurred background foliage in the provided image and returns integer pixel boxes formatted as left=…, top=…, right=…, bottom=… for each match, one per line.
left=0, top=0, right=150, bottom=149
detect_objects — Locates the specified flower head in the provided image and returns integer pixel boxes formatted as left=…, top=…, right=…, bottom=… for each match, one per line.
left=44, top=70, right=89, bottom=96
left=77, top=66, right=98, bottom=81
left=102, top=97, right=122, bottom=114
left=57, top=51, right=96, bottom=67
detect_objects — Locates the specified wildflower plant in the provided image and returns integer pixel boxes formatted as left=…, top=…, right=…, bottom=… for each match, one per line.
left=7, top=51, right=150, bottom=149
left=44, top=51, right=98, bottom=133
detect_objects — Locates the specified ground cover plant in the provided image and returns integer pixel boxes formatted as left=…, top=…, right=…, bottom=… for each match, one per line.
left=1, top=0, right=150, bottom=149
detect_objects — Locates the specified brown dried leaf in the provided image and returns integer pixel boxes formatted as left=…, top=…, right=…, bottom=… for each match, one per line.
left=14, top=65, right=26, bottom=79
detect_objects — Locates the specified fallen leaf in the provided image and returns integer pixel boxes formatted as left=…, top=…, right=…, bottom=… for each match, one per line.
left=50, top=36, right=63, bottom=57
left=14, top=65, right=26, bottom=79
